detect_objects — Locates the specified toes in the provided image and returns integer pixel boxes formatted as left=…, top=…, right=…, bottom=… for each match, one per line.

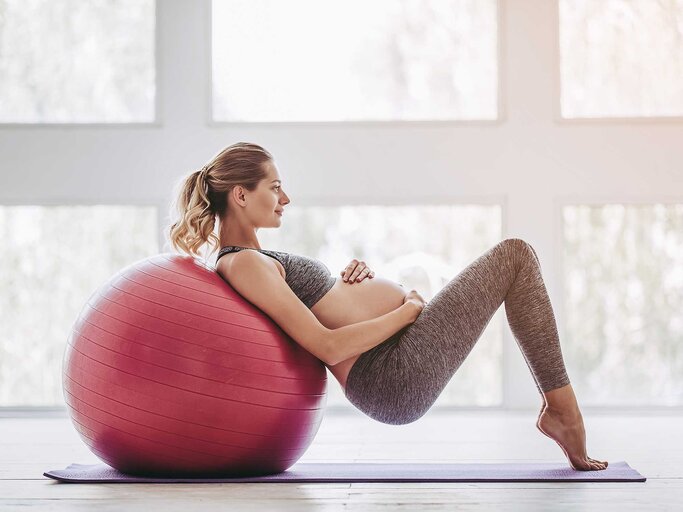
left=587, top=457, right=608, bottom=468
left=575, top=458, right=607, bottom=471
left=587, top=460, right=607, bottom=470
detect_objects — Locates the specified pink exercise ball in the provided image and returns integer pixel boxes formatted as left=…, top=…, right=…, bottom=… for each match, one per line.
left=62, top=253, right=327, bottom=477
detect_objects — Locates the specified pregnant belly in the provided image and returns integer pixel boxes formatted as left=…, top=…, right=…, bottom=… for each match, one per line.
left=310, top=276, right=408, bottom=389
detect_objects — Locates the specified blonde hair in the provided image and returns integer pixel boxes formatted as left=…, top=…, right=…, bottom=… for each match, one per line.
left=167, top=142, right=273, bottom=258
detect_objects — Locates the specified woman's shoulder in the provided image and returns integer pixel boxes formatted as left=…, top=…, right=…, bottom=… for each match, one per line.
left=216, top=247, right=287, bottom=280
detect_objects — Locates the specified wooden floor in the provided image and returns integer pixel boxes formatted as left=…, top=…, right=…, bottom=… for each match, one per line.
left=1, top=407, right=680, bottom=511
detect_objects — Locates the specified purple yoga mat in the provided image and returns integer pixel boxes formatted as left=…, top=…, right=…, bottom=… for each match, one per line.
left=44, top=460, right=645, bottom=483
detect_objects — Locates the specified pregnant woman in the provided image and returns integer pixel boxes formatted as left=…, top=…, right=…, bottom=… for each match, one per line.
left=168, top=142, right=608, bottom=472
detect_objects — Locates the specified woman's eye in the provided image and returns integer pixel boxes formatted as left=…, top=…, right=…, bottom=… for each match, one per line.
left=274, top=186, right=281, bottom=191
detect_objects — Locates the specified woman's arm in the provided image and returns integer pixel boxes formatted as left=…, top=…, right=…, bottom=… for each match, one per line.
left=326, top=302, right=419, bottom=365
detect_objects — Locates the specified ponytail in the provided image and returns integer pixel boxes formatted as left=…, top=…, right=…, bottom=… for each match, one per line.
left=168, top=167, right=220, bottom=258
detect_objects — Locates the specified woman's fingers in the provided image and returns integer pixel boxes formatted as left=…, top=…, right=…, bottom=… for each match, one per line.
left=341, top=262, right=356, bottom=282
left=349, top=266, right=373, bottom=283
left=348, top=264, right=364, bottom=282
left=341, top=261, right=373, bottom=283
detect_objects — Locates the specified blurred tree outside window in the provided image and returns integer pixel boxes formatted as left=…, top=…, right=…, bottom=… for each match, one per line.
left=559, top=0, right=683, bottom=118
left=563, top=204, right=683, bottom=405
left=0, top=206, right=159, bottom=406
left=212, top=0, right=498, bottom=122
left=0, top=0, right=155, bottom=123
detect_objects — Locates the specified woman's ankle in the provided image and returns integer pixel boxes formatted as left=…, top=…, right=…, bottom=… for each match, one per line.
left=543, top=384, right=581, bottom=417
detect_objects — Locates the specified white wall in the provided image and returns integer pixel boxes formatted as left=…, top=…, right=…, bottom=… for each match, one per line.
left=0, top=0, right=681, bottom=409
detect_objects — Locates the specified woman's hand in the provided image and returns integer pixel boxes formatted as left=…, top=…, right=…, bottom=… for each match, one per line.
left=340, top=259, right=375, bottom=284
left=403, top=289, right=427, bottom=322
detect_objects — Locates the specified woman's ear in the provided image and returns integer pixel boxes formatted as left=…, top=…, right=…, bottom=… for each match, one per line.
left=232, top=186, right=247, bottom=206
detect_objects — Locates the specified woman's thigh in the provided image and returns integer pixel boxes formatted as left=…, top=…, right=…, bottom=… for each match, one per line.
left=345, top=238, right=530, bottom=424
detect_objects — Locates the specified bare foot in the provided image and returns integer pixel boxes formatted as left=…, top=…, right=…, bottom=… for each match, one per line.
left=537, top=406, right=609, bottom=471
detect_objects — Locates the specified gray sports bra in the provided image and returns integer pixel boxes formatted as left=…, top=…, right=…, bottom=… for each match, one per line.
left=216, top=246, right=337, bottom=309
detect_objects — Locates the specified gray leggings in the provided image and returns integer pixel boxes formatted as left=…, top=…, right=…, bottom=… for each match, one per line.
left=344, top=238, right=571, bottom=425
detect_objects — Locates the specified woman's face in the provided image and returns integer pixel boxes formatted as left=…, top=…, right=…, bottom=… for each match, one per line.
left=250, top=160, right=290, bottom=228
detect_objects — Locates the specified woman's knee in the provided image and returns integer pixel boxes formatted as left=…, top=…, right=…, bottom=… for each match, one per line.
left=502, top=237, right=537, bottom=256
left=500, top=238, right=540, bottom=269
left=501, top=237, right=532, bottom=251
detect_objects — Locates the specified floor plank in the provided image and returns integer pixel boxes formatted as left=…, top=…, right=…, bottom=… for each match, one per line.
left=1, top=410, right=679, bottom=511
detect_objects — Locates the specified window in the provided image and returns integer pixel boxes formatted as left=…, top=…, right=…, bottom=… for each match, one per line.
left=212, top=0, right=499, bottom=122
left=258, top=203, right=504, bottom=407
left=0, top=0, right=156, bottom=123
left=0, top=206, right=159, bottom=406
left=562, top=203, right=683, bottom=405
left=559, top=0, right=683, bottom=118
